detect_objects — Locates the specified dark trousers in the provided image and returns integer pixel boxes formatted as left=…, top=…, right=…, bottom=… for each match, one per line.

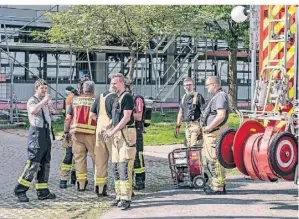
left=14, top=126, right=52, bottom=196
left=134, top=122, right=145, bottom=185
left=60, top=147, right=75, bottom=180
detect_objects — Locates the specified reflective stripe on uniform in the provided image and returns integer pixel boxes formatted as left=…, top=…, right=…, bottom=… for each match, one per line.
left=71, top=127, right=95, bottom=134
left=120, top=180, right=132, bottom=190
left=70, top=123, right=96, bottom=130
left=77, top=173, right=87, bottom=180
left=18, top=178, right=31, bottom=187
left=95, top=177, right=107, bottom=185
left=18, top=160, right=31, bottom=187
left=60, top=163, right=72, bottom=171
left=35, top=183, right=48, bottom=190
left=134, top=167, right=145, bottom=174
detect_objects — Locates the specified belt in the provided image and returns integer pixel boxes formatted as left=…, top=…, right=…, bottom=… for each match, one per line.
left=126, top=125, right=135, bottom=129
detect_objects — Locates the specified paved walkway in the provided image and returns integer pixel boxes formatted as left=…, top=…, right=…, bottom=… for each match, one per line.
left=0, top=129, right=298, bottom=219
left=0, top=130, right=175, bottom=219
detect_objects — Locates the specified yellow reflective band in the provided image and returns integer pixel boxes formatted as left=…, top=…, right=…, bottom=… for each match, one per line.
left=18, top=178, right=31, bottom=187
left=139, top=152, right=144, bottom=168
left=72, top=97, right=95, bottom=107
left=77, top=173, right=87, bottom=180
left=70, top=127, right=96, bottom=134
left=120, top=180, right=133, bottom=189
left=95, top=177, right=107, bottom=185
left=144, top=119, right=151, bottom=124
left=71, top=123, right=96, bottom=130
left=120, top=195, right=129, bottom=200
left=61, top=163, right=72, bottom=171
left=115, top=180, right=120, bottom=189
left=134, top=167, right=145, bottom=174
left=35, top=183, right=48, bottom=190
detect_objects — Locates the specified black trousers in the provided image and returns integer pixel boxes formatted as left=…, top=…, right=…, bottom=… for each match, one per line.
left=134, top=122, right=145, bottom=184
left=14, top=126, right=52, bottom=196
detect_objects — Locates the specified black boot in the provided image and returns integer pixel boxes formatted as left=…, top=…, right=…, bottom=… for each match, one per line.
left=15, top=193, right=29, bottom=202
left=134, top=181, right=145, bottom=191
left=110, top=198, right=120, bottom=206
left=59, top=180, right=67, bottom=189
left=37, top=191, right=56, bottom=200
left=203, top=185, right=226, bottom=195
left=77, top=181, right=88, bottom=192
left=71, top=171, right=76, bottom=185
left=95, top=185, right=108, bottom=197
left=118, top=200, right=131, bottom=210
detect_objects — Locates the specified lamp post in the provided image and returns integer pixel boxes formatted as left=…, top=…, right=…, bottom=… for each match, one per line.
left=231, top=5, right=257, bottom=111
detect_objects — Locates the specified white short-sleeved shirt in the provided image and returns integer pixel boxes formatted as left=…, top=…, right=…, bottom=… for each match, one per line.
left=27, top=96, right=52, bottom=128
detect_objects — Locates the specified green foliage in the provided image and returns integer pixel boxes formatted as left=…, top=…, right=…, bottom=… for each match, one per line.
left=199, top=5, right=250, bottom=46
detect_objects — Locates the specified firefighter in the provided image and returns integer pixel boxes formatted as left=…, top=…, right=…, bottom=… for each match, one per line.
left=14, top=79, right=56, bottom=202
left=64, top=80, right=96, bottom=192
left=175, top=77, right=205, bottom=147
left=125, top=82, right=146, bottom=190
left=59, top=86, right=78, bottom=189
left=103, top=73, right=136, bottom=210
left=201, top=76, right=229, bottom=195
left=90, top=85, right=117, bottom=197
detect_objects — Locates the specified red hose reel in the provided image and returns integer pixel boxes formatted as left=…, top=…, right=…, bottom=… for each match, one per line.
left=216, top=120, right=298, bottom=182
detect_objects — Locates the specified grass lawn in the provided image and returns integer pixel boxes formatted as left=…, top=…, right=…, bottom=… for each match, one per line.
left=51, top=111, right=240, bottom=146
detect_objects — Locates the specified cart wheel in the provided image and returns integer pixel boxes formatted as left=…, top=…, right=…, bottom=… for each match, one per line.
left=216, top=128, right=237, bottom=169
left=193, top=176, right=206, bottom=189
left=269, top=132, right=298, bottom=177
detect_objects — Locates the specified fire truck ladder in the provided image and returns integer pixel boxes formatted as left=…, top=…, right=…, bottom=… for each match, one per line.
left=253, top=5, right=291, bottom=113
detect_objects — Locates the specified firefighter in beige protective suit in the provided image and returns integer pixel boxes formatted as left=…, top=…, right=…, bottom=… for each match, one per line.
left=103, top=73, right=136, bottom=210
left=90, top=86, right=117, bottom=197
left=64, top=80, right=96, bottom=191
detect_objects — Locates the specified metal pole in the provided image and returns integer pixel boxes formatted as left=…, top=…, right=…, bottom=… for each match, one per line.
left=204, top=37, right=208, bottom=98
left=250, top=6, right=258, bottom=111
left=86, top=48, right=93, bottom=80
left=69, top=50, right=73, bottom=85
left=2, top=7, right=14, bottom=123
left=55, top=54, right=59, bottom=110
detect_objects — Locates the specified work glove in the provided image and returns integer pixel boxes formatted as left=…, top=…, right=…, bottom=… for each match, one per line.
left=61, top=133, right=71, bottom=148
left=174, top=125, right=181, bottom=138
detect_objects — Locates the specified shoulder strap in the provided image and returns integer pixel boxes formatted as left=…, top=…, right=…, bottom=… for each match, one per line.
left=181, top=94, right=186, bottom=105
left=118, top=91, right=129, bottom=105
left=192, top=92, right=198, bottom=105
left=32, top=96, right=55, bottom=140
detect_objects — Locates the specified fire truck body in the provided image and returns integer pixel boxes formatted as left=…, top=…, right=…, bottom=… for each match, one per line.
left=217, top=5, right=298, bottom=184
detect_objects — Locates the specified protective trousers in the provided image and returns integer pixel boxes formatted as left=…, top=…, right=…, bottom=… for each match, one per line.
left=112, top=127, right=136, bottom=201
left=202, top=125, right=227, bottom=191
left=14, top=126, right=52, bottom=197
left=94, top=132, right=112, bottom=193
left=72, top=133, right=95, bottom=190
left=185, top=121, right=201, bottom=147
left=60, top=146, right=76, bottom=181
left=94, top=93, right=112, bottom=194
left=134, top=121, right=145, bottom=186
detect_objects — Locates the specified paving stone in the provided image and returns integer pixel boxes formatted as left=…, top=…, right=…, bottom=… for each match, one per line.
left=0, top=130, right=173, bottom=218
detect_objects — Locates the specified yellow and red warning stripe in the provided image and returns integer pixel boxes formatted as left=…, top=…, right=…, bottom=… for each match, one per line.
left=259, top=5, right=296, bottom=118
